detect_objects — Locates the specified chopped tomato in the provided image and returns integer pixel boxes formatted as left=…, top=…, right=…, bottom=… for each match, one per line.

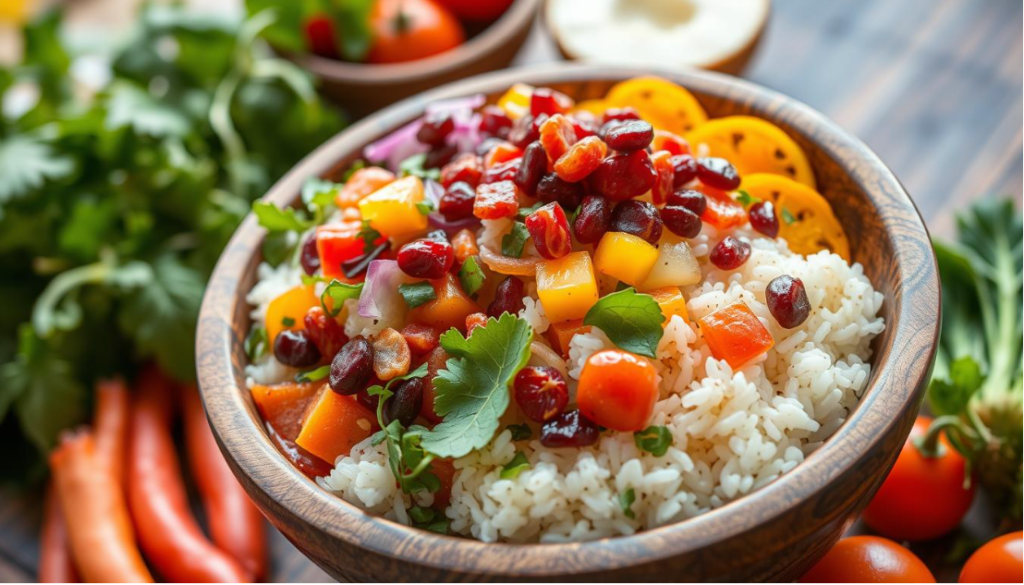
left=317, top=222, right=380, bottom=279
left=576, top=349, right=658, bottom=432
left=699, top=185, right=747, bottom=230
left=699, top=302, right=774, bottom=368
left=546, top=319, right=590, bottom=358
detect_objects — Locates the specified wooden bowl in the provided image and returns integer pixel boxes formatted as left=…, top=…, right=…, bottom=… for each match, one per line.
left=197, top=63, right=940, bottom=582
left=283, top=0, right=541, bottom=118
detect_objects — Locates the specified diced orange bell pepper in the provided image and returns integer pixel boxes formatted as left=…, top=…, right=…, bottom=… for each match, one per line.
left=250, top=382, right=321, bottom=441
left=483, top=141, right=523, bottom=169
left=546, top=319, right=591, bottom=358
left=497, top=83, right=533, bottom=119
left=409, top=273, right=481, bottom=332
left=317, top=222, right=380, bottom=279
left=699, top=302, right=774, bottom=368
left=699, top=185, right=747, bottom=230
left=295, top=387, right=378, bottom=465
left=647, top=287, right=689, bottom=325
left=266, top=285, right=319, bottom=344
left=335, top=167, right=395, bottom=208
left=358, top=175, right=428, bottom=238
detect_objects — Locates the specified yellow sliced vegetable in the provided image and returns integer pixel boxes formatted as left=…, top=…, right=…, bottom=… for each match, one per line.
left=573, top=99, right=610, bottom=117
left=593, top=232, right=659, bottom=287
left=497, top=83, right=534, bottom=120
left=605, top=77, right=708, bottom=134
left=265, top=285, right=318, bottom=344
left=740, top=173, right=850, bottom=260
left=686, top=116, right=815, bottom=188
left=536, top=251, right=599, bottom=324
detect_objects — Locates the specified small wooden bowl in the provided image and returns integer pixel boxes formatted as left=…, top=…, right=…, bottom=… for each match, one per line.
left=284, top=0, right=541, bottom=118
left=197, top=64, right=940, bottom=582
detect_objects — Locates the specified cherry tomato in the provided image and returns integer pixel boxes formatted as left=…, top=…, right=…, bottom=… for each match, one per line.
left=799, top=536, right=935, bottom=583
left=304, top=14, right=339, bottom=59
left=436, top=0, right=515, bottom=21
left=863, top=416, right=974, bottom=541
left=959, top=531, right=1023, bottom=583
left=367, top=0, right=466, bottom=64
left=576, top=349, right=658, bottom=432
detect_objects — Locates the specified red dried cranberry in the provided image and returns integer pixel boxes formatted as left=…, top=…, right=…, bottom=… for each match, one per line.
left=487, top=276, right=525, bottom=318
left=439, top=181, right=476, bottom=220
left=671, top=154, right=699, bottom=188
left=572, top=195, right=611, bottom=244
left=424, top=144, right=458, bottom=169
left=597, top=119, right=624, bottom=141
left=300, top=233, right=320, bottom=276
left=514, top=141, right=547, bottom=196
left=530, top=87, right=573, bottom=117
left=329, top=338, right=374, bottom=395
left=696, top=157, right=741, bottom=190
left=748, top=200, right=780, bottom=238
left=479, top=105, right=512, bottom=139
left=540, top=409, right=599, bottom=448
left=570, top=115, right=597, bottom=140
left=514, top=366, right=569, bottom=423
left=661, top=206, right=703, bottom=239
left=710, top=236, right=751, bottom=270
left=589, top=150, right=657, bottom=201
left=525, top=202, right=572, bottom=260
left=383, top=377, right=424, bottom=427
left=440, top=153, right=483, bottom=188
left=482, top=157, right=522, bottom=184
left=603, top=120, right=654, bottom=152
left=416, top=112, right=454, bottom=147
left=610, top=200, right=663, bottom=244
left=602, top=107, right=640, bottom=123
left=508, top=113, right=543, bottom=148
left=536, top=173, right=584, bottom=210
left=397, top=239, right=455, bottom=279
left=274, top=329, right=321, bottom=368
left=766, top=275, right=811, bottom=329
left=666, top=189, right=707, bottom=215
left=303, top=306, right=348, bottom=360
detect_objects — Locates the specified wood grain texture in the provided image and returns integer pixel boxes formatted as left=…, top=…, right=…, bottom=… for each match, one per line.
left=196, top=64, right=941, bottom=582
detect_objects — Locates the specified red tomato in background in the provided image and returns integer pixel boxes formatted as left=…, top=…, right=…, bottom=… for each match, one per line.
left=799, top=536, right=935, bottom=583
left=959, top=531, right=1023, bottom=583
left=304, top=14, right=340, bottom=59
left=436, top=0, right=515, bottom=21
left=367, top=0, right=466, bottom=64
left=863, top=416, right=975, bottom=541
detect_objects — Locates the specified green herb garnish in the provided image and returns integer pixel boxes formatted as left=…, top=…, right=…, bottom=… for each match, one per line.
left=583, top=288, right=665, bottom=358
left=416, top=201, right=434, bottom=216
left=458, top=255, right=485, bottom=298
left=619, top=487, right=636, bottom=519
left=253, top=201, right=313, bottom=232
left=634, top=426, right=672, bottom=457
left=399, top=282, right=436, bottom=309
left=398, top=153, right=441, bottom=181
left=357, top=220, right=383, bottom=253
left=366, top=363, right=437, bottom=494
left=735, top=190, right=760, bottom=209
left=781, top=207, right=797, bottom=225
left=295, top=365, right=330, bottom=383
left=499, top=451, right=531, bottom=479
left=281, top=316, right=295, bottom=327
left=501, top=222, right=530, bottom=258
left=408, top=505, right=449, bottom=534
left=420, top=313, right=533, bottom=458
left=320, top=280, right=363, bottom=317
left=244, top=326, right=268, bottom=361
left=508, top=423, right=532, bottom=441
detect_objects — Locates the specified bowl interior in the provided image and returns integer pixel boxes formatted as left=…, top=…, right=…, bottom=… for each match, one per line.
left=197, top=64, right=939, bottom=579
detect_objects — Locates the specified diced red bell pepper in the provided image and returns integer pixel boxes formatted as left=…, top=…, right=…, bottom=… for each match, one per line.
left=473, top=180, right=521, bottom=219
left=440, top=153, right=483, bottom=188
left=316, top=222, right=385, bottom=279
left=699, top=185, right=748, bottom=230
left=699, top=301, right=775, bottom=368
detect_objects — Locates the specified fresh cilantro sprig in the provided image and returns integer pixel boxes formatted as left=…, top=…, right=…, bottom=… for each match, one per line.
left=619, top=487, right=637, bottom=519
left=295, top=365, right=330, bottom=383
left=499, top=451, right=530, bottom=479
left=583, top=288, right=665, bottom=358
left=320, top=280, right=363, bottom=317
left=502, top=222, right=530, bottom=258
left=366, top=364, right=440, bottom=494
left=420, top=313, right=534, bottom=458
left=399, top=282, right=436, bottom=309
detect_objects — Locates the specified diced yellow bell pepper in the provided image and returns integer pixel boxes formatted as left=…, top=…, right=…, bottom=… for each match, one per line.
left=536, top=251, right=600, bottom=324
left=647, top=287, right=689, bottom=325
left=497, top=83, right=534, bottom=120
left=357, top=175, right=427, bottom=238
left=593, top=232, right=659, bottom=287
left=266, top=285, right=319, bottom=344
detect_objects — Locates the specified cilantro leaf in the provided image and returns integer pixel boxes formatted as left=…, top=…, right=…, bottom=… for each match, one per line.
left=501, top=222, right=530, bottom=258
left=301, top=177, right=341, bottom=220
left=399, top=282, right=436, bottom=309
left=458, top=255, right=485, bottom=298
left=399, top=153, right=441, bottom=181
left=105, top=83, right=191, bottom=138
left=321, top=280, right=363, bottom=317
left=295, top=364, right=330, bottom=383
left=735, top=190, right=760, bottom=209
left=253, top=201, right=312, bottom=232
left=0, top=136, right=74, bottom=208
left=366, top=364, right=438, bottom=493
left=583, top=288, right=664, bottom=358
left=499, top=451, right=530, bottom=479
left=619, top=487, right=636, bottom=519
left=420, top=313, right=533, bottom=458
left=357, top=220, right=382, bottom=253
left=408, top=505, right=449, bottom=534
left=634, top=425, right=672, bottom=457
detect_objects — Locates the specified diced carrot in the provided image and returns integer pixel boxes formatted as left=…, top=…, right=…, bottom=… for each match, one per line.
left=699, top=185, right=747, bottom=230
left=409, top=273, right=481, bottom=332
left=266, top=285, right=319, bottom=344
left=699, top=301, right=775, bottom=368
left=296, top=387, right=378, bottom=465
left=335, top=167, right=395, bottom=208
left=546, top=319, right=591, bottom=358
left=250, top=382, right=322, bottom=441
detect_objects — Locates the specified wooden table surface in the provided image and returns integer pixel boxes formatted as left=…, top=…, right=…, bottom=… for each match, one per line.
left=1, top=0, right=1020, bottom=582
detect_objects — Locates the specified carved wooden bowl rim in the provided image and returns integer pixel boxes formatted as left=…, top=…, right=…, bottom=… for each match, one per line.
left=197, top=63, right=940, bottom=577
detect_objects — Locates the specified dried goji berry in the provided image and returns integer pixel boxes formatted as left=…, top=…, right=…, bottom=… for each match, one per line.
left=649, top=150, right=675, bottom=205
left=440, top=153, right=483, bottom=188
left=539, top=114, right=578, bottom=166
left=473, top=180, right=521, bottom=220
left=483, top=141, right=523, bottom=169
left=553, top=136, right=608, bottom=183
left=525, top=202, right=572, bottom=260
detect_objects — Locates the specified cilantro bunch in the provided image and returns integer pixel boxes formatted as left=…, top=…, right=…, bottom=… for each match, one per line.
left=0, top=6, right=343, bottom=483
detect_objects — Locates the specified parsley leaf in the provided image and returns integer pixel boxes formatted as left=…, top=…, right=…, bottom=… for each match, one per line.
left=458, top=255, right=485, bottom=298
left=619, top=487, right=636, bottom=519
left=357, top=220, right=383, bottom=253
left=245, top=326, right=268, bottom=361
left=399, top=282, right=436, bottom=309
left=499, top=451, right=530, bottom=479
left=735, top=190, right=760, bottom=209
left=0, top=136, right=74, bottom=208
left=295, top=365, right=330, bottom=383
left=399, top=153, right=441, bottom=181
left=320, top=280, right=363, bottom=317
left=583, top=288, right=664, bottom=358
left=507, top=423, right=532, bottom=441
left=501, top=222, right=530, bottom=258
left=253, top=201, right=312, bottom=232
left=634, top=425, right=672, bottom=457
left=366, top=363, right=438, bottom=494
left=420, top=313, right=533, bottom=458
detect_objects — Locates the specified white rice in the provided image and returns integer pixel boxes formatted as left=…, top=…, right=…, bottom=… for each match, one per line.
left=250, top=222, right=884, bottom=543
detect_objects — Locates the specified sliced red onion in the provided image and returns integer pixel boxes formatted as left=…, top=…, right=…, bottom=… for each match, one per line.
left=358, top=259, right=412, bottom=322
left=428, top=212, right=481, bottom=236
left=424, top=179, right=444, bottom=206
left=363, top=119, right=428, bottom=173
left=425, top=94, right=486, bottom=116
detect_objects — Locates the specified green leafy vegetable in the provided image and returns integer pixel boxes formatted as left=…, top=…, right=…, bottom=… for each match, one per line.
left=253, top=201, right=312, bottom=232
left=781, top=207, right=797, bottom=225
left=399, top=282, right=436, bottom=309
left=245, top=326, right=269, bottom=361
left=501, top=222, right=530, bottom=258
left=399, top=153, right=441, bottom=181
left=516, top=202, right=543, bottom=220
left=458, top=255, right=485, bottom=298
left=366, top=364, right=439, bottom=494
left=619, top=487, right=636, bottom=519
left=321, top=280, right=363, bottom=317
left=735, top=190, right=760, bottom=209
left=499, top=451, right=531, bottom=479
left=507, top=423, right=532, bottom=441
left=281, top=316, right=295, bottom=327
left=420, top=313, right=533, bottom=458
left=357, top=220, right=383, bottom=253
left=583, top=288, right=664, bottom=359
left=408, top=505, right=449, bottom=534
left=634, top=426, right=672, bottom=457
left=416, top=201, right=434, bottom=216
left=295, top=365, right=331, bottom=383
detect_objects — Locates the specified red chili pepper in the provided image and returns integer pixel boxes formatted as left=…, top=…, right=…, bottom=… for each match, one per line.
left=94, top=378, right=130, bottom=485
left=127, top=367, right=250, bottom=582
left=50, top=430, right=153, bottom=583
left=183, top=384, right=268, bottom=581
left=38, top=485, right=79, bottom=583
